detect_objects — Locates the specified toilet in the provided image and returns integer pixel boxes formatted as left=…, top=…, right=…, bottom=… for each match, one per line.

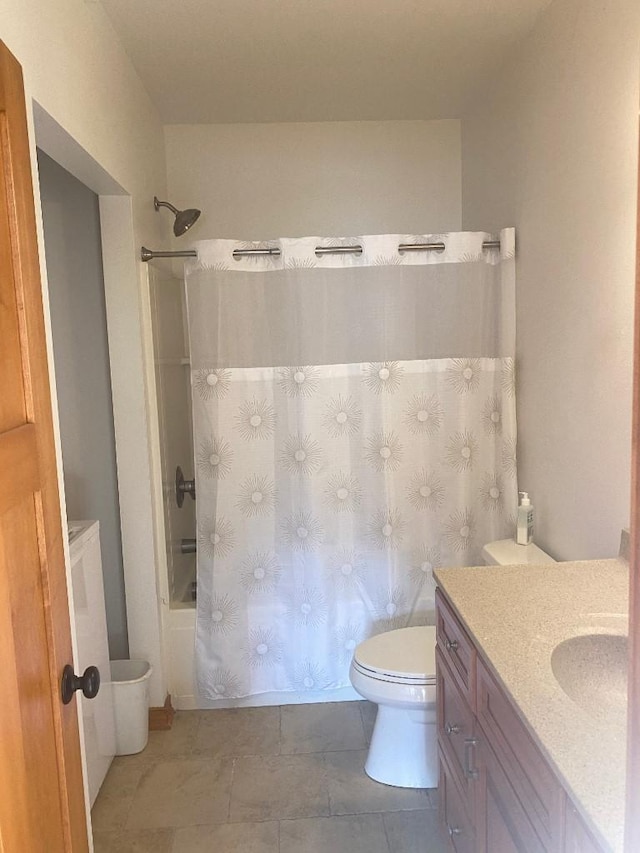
left=350, top=539, right=555, bottom=788
left=350, top=625, right=437, bottom=788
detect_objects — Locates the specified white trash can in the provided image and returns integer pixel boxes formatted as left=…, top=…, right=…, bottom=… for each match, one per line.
left=110, top=660, right=153, bottom=756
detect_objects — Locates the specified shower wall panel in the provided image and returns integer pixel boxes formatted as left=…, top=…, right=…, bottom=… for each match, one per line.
left=149, top=266, right=196, bottom=605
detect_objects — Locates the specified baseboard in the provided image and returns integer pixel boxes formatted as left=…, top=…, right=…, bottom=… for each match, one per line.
left=148, top=694, right=175, bottom=731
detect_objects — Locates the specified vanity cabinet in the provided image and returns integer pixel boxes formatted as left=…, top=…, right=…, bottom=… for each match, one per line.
left=435, top=589, right=605, bottom=853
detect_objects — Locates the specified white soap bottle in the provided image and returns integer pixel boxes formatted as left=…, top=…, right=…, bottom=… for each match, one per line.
left=516, top=491, right=534, bottom=545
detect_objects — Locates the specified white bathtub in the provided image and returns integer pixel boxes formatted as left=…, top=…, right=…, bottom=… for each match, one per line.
left=166, top=604, right=359, bottom=710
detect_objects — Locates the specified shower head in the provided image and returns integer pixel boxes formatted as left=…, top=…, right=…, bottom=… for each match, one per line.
left=154, top=196, right=201, bottom=237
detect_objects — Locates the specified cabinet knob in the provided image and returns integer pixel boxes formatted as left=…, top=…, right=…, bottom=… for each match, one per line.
left=447, top=825, right=462, bottom=837
left=445, top=722, right=460, bottom=735
left=444, top=638, right=459, bottom=652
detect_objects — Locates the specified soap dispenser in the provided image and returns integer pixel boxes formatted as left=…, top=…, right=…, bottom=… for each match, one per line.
left=516, top=491, right=534, bottom=545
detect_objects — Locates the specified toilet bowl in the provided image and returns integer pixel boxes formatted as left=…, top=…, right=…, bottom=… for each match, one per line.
left=349, top=625, right=437, bottom=788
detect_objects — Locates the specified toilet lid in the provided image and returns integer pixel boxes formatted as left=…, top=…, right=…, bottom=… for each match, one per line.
left=353, top=626, right=436, bottom=681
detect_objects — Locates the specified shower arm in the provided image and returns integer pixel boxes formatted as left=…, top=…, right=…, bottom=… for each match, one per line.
left=141, top=240, right=502, bottom=263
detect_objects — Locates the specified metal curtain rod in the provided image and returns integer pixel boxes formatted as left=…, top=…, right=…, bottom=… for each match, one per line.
left=140, top=240, right=501, bottom=263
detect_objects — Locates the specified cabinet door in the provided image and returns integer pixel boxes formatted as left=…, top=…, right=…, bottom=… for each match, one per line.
left=476, top=735, right=547, bottom=853
left=439, top=749, right=475, bottom=853
left=476, top=658, right=563, bottom=848
left=564, top=804, right=604, bottom=853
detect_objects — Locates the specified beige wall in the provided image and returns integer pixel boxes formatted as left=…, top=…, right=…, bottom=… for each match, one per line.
left=462, top=0, right=640, bottom=559
left=0, top=0, right=171, bottom=704
left=164, top=120, right=462, bottom=239
left=0, top=0, right=167, bottom=239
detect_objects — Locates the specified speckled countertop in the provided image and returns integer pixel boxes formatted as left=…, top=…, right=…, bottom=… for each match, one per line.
left=433, top=558, right=628, bottom=852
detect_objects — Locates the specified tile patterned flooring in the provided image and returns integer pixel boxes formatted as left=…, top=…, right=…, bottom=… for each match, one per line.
left=92, top=700, right=451, bottom=852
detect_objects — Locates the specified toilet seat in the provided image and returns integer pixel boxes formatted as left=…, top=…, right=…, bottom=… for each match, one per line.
left=352, top=626, right=436, bottom=685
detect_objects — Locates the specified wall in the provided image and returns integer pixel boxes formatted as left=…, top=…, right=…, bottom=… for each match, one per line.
left=462, top=0, right=640, bottom=559
left=38, top=151, right=128, bottom=659
left=0, top=0, right=167, bottom=240
left=0, top=0, right=171, bottom=704
left=164, top=120, right=462, bottom=239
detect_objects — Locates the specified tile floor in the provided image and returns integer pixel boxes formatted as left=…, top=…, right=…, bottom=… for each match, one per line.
left=92, top=700, right=451, bottom=852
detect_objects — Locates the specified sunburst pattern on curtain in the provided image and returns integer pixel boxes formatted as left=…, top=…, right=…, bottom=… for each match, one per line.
left=193, top=357, right=516, bottom=700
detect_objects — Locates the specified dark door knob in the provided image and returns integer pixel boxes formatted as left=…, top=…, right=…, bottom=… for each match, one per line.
left=61, top=664, right=100, bottom=705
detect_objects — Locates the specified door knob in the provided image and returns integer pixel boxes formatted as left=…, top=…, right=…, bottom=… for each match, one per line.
left=61, top=664, right=100, bottom=705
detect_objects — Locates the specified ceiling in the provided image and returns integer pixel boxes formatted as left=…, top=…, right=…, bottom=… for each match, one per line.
left=99, top=0, right=553, bottom=124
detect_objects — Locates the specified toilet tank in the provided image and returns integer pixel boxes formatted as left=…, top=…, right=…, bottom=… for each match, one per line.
left=482, top=538, right=556, bottom=566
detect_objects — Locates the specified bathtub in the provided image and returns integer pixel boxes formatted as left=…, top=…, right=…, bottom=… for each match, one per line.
left=166, top=602, right=360, bottom=710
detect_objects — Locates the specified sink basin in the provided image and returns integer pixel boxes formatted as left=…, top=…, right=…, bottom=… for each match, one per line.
left=551, top=634, right=627, bottom=722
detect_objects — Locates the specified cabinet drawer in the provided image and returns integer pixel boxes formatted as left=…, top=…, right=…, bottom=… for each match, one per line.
left=476, top=657, right=564, bottom=849
left=436, top=589, right=477, bottom=709
left=439, top=747, right=475, bottom=853
left=436, top=648, right=477, bottom=817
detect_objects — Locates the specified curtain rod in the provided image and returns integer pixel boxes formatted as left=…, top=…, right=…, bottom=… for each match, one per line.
left=140, top=240, right=501, bottom=263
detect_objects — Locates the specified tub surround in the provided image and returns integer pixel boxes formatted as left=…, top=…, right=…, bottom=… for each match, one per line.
left=434, top=558, right=628, bottom=852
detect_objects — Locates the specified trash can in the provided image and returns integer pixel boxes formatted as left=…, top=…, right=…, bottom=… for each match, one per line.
left=110, top=660, right=153, bottom=756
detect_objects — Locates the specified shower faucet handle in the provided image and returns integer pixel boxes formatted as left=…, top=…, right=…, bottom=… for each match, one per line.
left=176, top=466, right=196, bottom=508
left=180, top=538, right=197, bottom=554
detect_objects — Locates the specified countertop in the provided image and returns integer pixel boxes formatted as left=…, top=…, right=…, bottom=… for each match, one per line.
left=433, top=558, right=629, bottom=852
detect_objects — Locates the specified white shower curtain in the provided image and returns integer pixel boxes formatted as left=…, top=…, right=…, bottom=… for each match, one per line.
left=186, top=230, right=516, bottom=702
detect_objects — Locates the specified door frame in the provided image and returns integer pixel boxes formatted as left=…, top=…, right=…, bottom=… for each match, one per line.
left=30, top=104, right=168, bottom=709
left=626, top=130, right=640, bottom=852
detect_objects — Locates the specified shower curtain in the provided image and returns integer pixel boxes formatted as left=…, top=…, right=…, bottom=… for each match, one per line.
left=186, top=230, right=517, bottom=701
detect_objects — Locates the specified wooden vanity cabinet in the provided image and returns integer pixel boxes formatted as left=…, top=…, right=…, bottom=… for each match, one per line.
left=435, top=589, right=604, bottom=853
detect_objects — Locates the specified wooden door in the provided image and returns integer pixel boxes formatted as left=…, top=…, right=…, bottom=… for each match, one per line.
left=0, top=41, right=89, bottom=852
